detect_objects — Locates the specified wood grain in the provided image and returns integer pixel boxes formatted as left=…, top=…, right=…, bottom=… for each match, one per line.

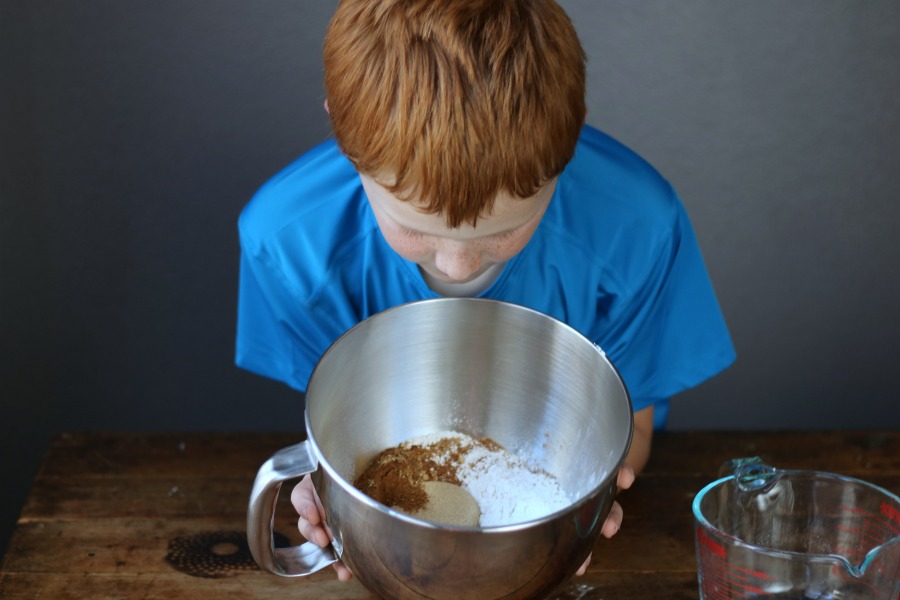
left=2, top=430, right=897, bottom=599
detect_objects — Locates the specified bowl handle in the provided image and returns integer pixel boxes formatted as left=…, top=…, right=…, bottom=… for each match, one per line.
left=247, top=441, right=338, bottom=576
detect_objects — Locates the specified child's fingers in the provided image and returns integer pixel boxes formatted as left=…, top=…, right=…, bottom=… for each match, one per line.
left=290, top=476, right=323, bottom=525
left=575, top=553, right=592, bottom=576
left=616, top=465, right=635, bottom=492
left=333, top=562, right=353, bottom=581
left=601, top=500, right=623, bottom=538
left=297, top=516, right=330, bottom=547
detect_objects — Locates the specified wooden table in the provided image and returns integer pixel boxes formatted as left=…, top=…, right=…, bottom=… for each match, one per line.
left=1, top=431, right=898, bottom=599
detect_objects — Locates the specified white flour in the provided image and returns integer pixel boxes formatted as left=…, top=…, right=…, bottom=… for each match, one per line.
left=401, top=431, right=571, bottom=526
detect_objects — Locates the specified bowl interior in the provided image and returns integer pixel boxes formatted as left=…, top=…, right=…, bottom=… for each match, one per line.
left=306, top=298, right=633, bottom=507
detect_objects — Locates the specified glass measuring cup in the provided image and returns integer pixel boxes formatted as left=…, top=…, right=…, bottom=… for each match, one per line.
left=692, top=457, right=900, bottom=599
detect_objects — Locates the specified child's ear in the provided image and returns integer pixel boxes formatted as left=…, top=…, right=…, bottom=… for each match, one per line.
left=324, top=99, right=330, bottom=114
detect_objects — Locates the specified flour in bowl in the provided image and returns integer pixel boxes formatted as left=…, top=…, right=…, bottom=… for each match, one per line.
left=354, top=431, right=571, bottom=526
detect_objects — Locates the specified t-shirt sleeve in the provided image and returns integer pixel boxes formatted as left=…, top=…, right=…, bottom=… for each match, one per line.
left=235, top=244, right=341, bottom=392
left=599, top=201, right=736, bottom=412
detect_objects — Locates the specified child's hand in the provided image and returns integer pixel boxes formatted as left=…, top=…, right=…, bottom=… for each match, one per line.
left=291, top=465, right=636, bottom=581
left=575, top=464, right=636, bottom=576
left=290, top=475, right=353, bottom=582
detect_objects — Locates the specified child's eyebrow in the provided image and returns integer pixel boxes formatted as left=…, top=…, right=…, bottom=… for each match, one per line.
left=398, top=224, right=425, bottom=237
left=398, top=218, right=526, bottom=240
left=490, top=228, right=519, bottom=240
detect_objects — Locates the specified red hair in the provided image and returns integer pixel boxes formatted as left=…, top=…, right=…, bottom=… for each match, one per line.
left=324, top=0, right=586, bottom=227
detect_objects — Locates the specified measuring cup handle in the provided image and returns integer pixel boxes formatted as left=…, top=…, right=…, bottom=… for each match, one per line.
left=247, top=441, right=338, bottom=577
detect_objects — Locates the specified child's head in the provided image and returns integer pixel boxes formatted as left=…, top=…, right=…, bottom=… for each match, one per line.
left=323, top=0, right=586, bottom=228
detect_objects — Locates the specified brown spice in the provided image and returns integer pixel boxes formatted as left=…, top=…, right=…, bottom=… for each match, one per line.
left=353, top=435, right=498, bottom=512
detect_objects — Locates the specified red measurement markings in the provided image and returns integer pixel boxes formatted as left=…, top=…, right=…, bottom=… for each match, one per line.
left=835, top=523, right=884, bottom=551
left=697, top=526, right=726, bottom=559
left=881, top=501, right=900, bottom=529
left=727, top=581, right=764, bottom=596
left=697, top=530, right=777, bottom=599
left=721, top=561, right=776, bottom=582
left=701, top=569, right=765, bottom=599
left=841, top=503, right=900, bottom=536
left=721, top=566, right=765, bottom=597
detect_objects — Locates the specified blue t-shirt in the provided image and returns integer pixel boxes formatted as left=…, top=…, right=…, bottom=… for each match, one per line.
left=236, top=125, right=735, bottom=425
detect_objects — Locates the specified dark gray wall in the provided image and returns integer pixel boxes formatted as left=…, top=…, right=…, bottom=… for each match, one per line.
left=575, top=2, right=900, bottom=430
left=2, top=1, right=898, bottom=557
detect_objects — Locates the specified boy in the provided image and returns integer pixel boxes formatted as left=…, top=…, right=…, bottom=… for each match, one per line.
left=236, top=0, right=735, bottom=581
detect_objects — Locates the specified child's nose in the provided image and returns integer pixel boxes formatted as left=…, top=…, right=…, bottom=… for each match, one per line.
left=433, top=244, right=482, bottom=281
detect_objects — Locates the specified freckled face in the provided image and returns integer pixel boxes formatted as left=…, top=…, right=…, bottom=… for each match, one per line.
left=361, top=174, right=555, bottom=284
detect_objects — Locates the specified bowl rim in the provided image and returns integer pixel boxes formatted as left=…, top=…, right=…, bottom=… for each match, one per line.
left=304, top=297, right=635, bottom=531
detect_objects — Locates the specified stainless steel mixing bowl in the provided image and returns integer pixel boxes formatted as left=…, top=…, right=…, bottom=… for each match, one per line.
left=248, top=298, right=633, bottom=599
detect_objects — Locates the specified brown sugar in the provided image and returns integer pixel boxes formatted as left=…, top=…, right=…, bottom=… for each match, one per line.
left=356, top=431, right=571, bottom=527
left=354, top=435, right=484, bottom=513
